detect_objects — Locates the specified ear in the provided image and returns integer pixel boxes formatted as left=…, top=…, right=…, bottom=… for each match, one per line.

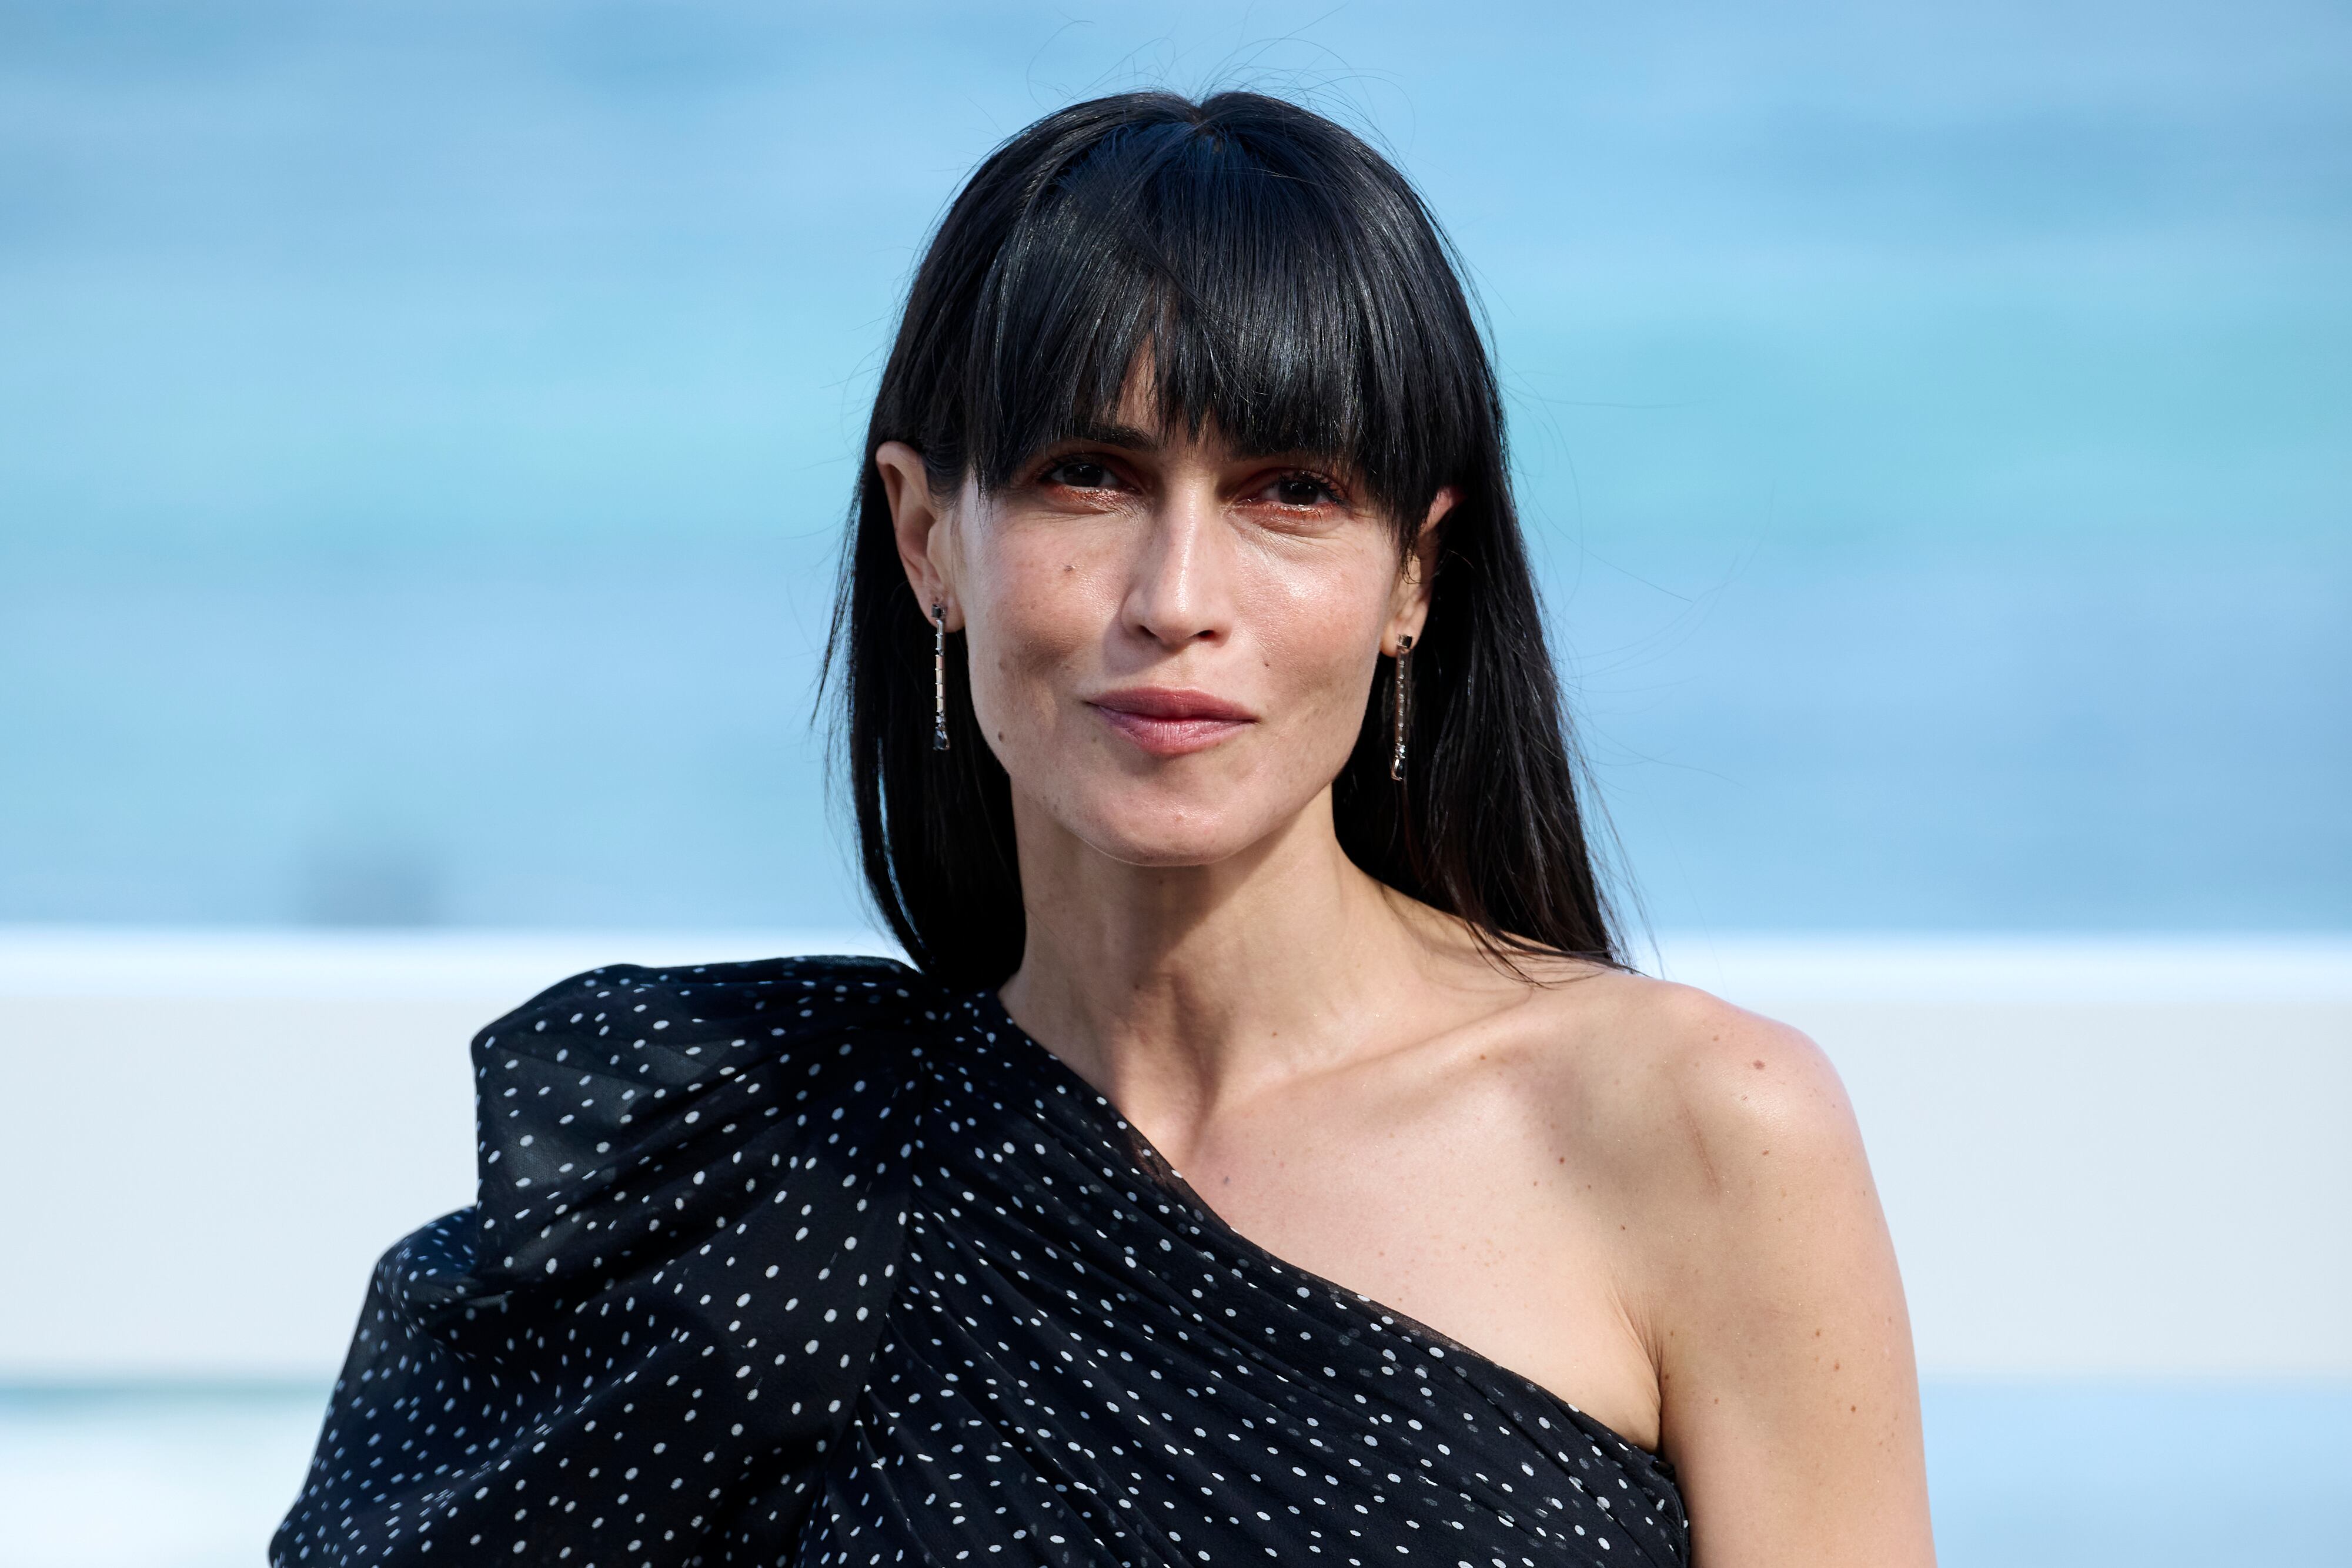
left=1384, top=486, right=1454, bottom=656
left=875, top=439, right=963, bottom=630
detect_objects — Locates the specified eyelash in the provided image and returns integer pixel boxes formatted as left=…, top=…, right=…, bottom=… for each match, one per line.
left=1262, top=470, right=1347, bottom=507
left=1037, top=457, right=1125, bottom=490
left=1033, top=457, right=1348, bottom=508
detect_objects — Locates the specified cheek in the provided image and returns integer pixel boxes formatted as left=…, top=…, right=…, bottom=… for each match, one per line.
left=954, top=508, right=1397, bottom=828
left=1246, top=564, right=1392, bottom=728
left=961, top=532, right=1117, bottom=741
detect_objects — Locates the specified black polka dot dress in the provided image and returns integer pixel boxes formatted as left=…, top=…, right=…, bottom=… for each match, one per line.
left=274, top=956, right=1688, bottom=1566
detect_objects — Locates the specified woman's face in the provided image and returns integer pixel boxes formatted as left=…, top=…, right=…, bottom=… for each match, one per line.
left=878, top=386, right=1448, bottom=873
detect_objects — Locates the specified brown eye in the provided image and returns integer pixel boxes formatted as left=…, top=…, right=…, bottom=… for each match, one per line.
left=1044, top=459, right=1118, bottom=490
left=1267, top=472, right=1339, bottom=507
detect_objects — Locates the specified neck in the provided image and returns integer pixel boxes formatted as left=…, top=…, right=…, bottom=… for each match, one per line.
left=997, top=787, right=1438, bottom=1150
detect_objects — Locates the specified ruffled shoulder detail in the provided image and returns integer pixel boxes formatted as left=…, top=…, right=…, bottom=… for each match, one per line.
left=272, top=953, right=943, bottom=1566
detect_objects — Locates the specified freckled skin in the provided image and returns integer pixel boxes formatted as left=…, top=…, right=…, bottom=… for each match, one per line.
left=871, top=375, right=1935, bottom=1568
left=940, top=444, right=1401, bottom=871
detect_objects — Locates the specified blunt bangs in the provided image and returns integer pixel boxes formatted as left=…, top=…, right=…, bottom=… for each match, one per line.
left=835, top=91, right=1623, bottom=987
left=951, top=106, right=1482, bottom=531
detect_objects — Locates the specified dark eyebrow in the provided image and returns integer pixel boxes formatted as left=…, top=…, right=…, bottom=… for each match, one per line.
left=1058, top=419, right=1158, bottom=451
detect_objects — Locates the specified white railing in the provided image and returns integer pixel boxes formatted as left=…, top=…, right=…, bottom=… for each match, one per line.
left=3, top=927, right=2345, bottom=1382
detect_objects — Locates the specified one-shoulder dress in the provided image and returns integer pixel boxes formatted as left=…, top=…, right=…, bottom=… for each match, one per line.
left=273, top=955, right=1688, bottom=1566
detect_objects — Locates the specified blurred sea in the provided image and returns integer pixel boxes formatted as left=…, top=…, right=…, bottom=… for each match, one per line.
left=1, top=0, right=2346, bottom=934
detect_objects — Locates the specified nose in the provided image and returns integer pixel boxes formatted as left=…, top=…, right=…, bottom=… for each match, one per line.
left=1120, top=477, right=1234, bottom=650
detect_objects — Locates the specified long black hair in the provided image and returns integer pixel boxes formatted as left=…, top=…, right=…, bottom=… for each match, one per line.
left=825, top=89, right=1622, bottom=988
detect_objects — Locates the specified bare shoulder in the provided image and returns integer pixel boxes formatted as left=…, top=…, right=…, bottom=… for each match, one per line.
left=1482, top=958, right=1932, bottom=1560
left=1504, top=960, right=1865, bottom=1205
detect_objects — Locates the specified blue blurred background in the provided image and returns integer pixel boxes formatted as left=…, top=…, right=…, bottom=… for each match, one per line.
left=5, top=0, right=2345, bottom=936
left=3, top=3, right=2348, bottom=1564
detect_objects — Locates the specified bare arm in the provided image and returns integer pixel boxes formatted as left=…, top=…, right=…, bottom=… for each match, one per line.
left=1633, top=1004, right=1936, bottom=1566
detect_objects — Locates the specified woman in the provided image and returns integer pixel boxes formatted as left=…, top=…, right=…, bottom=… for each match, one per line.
left=276, top=91, right=1933, bottom=1566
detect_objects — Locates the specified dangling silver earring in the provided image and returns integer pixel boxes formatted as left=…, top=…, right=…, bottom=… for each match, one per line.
left=931, top=603, right=950, bottom=752
left=1389, top=634, right=1414, bottom=781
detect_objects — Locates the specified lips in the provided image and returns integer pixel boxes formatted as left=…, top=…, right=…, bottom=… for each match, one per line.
left=1085, top=687, right=1257, bottom=757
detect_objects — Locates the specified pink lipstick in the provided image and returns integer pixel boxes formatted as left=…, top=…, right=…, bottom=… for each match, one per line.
left=1086, top=687, right=1257, bottom=757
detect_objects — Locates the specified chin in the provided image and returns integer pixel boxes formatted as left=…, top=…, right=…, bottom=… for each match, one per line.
left=1065, top=789, right=1267, bottom=870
